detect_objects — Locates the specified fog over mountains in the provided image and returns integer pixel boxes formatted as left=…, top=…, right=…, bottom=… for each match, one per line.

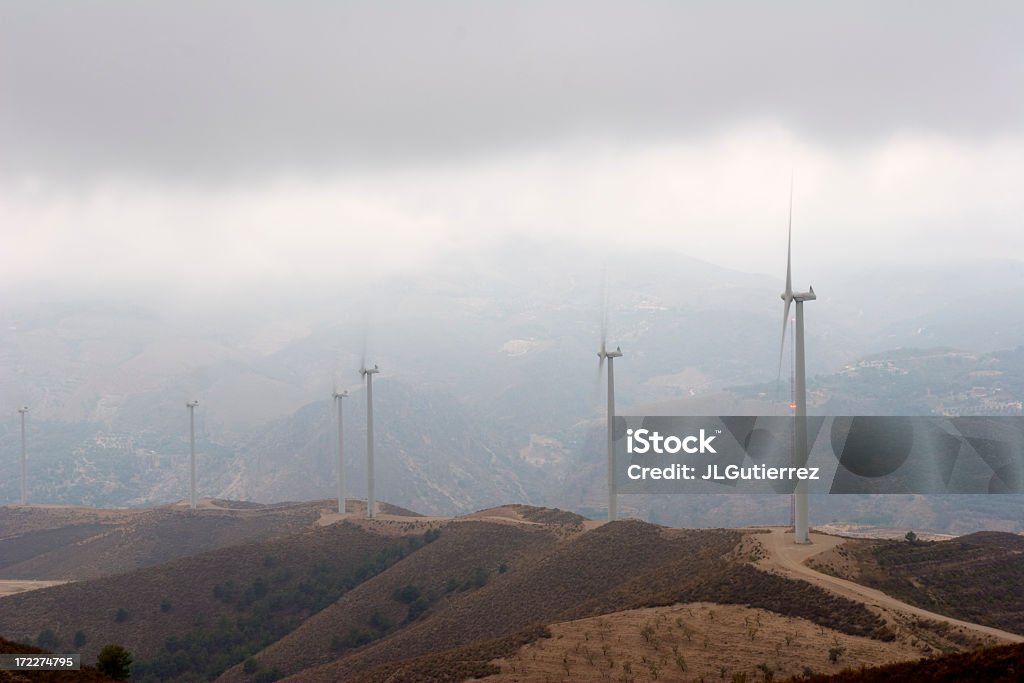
left=2, top=239, right=1023, bottom=531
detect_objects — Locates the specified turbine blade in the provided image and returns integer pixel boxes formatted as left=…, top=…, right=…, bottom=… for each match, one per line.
left=785, top=177, right=794, bottom=297
left=777, top=297, right=792, bottom=380
left=778, top=173, right=795, bottom=380
left=600, top=292, right=608, bottom=353
left=358, top=324, right=368, bottom=375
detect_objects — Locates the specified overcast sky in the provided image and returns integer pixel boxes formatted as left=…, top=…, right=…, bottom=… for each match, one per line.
left=2, top=1, right=1022, bottom=295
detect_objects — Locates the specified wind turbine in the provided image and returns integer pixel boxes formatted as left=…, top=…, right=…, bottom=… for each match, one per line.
left=778, top=183, right=815, bottom=544
left=360, top=364, right=380, bottom=519
left=17, top=406, right=28, bottom=505
left=186, top=400, right=199, bottom=510
left=333, top=388, right=348, bottom=515
left=597, top=304, right=623, bottom=521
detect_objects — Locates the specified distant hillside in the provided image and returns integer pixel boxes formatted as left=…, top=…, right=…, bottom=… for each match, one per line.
left=0, top=519, right=420, bottom=673
left=0, top=500, right=327, bottom=580
left=811, top=532, right=1024, bottom=636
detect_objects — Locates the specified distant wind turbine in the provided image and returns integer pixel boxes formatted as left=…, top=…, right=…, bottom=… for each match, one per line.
left=333, top=387, right=348, bottom=515
left=186, top=400, right=199, bottom=510
left=360, top=364, right=380, bottom=519
left=597, top=295, right=622, bottom=521
left=18, top=406, right=28, bottom=506
left=778, top=182, right=815, bottom=545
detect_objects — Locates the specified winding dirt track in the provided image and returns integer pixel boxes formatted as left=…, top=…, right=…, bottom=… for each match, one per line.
left=757, top=527, right=1024, bottom=644
left=0, top=580, right=67, bottom=597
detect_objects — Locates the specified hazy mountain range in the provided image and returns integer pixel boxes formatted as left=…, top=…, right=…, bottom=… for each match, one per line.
left=2, top=240, right=1023, bottom=531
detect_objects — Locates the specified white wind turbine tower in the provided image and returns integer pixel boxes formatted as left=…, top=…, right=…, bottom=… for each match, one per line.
left=360, top=364, right=380, bottom=519
left=778, top=183, right=815, bottom=544
left=18, top=406, right=28, bottom=505
left=597, top=303, right=623, bottom=521
left=333, top=387, right=348, bottom=515
left=186, top=400, right=199, bottom=510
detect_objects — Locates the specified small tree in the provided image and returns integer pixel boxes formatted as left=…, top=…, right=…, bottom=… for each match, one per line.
left=905, top=530, right=918, bottom=543
left=96, top=644, right=132, bottom=680
left=36, top=629, right=59, bottom=650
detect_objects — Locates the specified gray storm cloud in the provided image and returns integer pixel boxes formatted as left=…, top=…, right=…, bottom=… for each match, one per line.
left=1, top=1, right=1022, bottom=292
left=1, top=1, right=1021, bottom=183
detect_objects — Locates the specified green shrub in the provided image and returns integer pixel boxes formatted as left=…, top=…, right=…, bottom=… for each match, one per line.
left=254, top=667, right=282, bottom=683
left=97, top=644, right=133, bottom=680
left=36, top=629, right=59, bottom=650
left=393, top=584, right=422, bottom=604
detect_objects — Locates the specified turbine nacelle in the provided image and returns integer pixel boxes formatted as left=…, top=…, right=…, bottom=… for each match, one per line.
left=794, top=287, right=816, bottom=302
left=361, top=365, right=380, bottom=377
left=781, top=286, right=816, bottom=303
left=598, top=345, right=623, bottom=360
left=333, top=390, right=349, bottom=399
left=186, top=400, right=199, bottom=408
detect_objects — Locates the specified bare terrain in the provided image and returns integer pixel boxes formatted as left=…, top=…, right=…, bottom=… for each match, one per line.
left=483, top=602, right=920, bottom=683
left=0, top=580, right=67, bottom=598
left=1, top=505, right=1021, bottom=682
left=756, top=527, right=1023, bottom=646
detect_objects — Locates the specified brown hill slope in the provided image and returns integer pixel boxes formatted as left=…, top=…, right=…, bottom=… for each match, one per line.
left=5, top=506, right=1004, bottom=683
left=0, top=520, right=422, bottom=674
left=813, top=531, right=1024, bottom=636
left=0, top=500, right=327, bottom=580
left=0, top=506, right=138, bottom=537
left=791, top=642, right=1024, bottom=682
left=0, top=499, right=419, bottom=582
left=282, top=525, right=895, bottom=683
left=482, top=602, right=920, bottom=683
left=277, top=520, right=718, bottom=682
left=216, top=519, right=561, bottom=682
left=0, top=637, right=116, bottom=683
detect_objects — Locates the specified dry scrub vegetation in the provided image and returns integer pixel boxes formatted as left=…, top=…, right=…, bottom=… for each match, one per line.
left=4, top=507, right=1017, bottom=683
left=0, top=521, right=409, bottom=667
left=0, top=501, right=326, bottom=581
left=791, top=642, right=1024, bottom=682
left=815, top=531, right=1024, bottom=637
left=484, top=602, right=922, bottom=683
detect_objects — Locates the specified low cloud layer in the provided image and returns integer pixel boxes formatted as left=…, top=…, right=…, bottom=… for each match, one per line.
left=1, top=2, right=1021, bottom=292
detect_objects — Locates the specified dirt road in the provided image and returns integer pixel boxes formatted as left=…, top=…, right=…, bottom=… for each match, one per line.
left=756, top=527, right=1024, bottom=644
left=0, top=580, right=67, bottom=597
